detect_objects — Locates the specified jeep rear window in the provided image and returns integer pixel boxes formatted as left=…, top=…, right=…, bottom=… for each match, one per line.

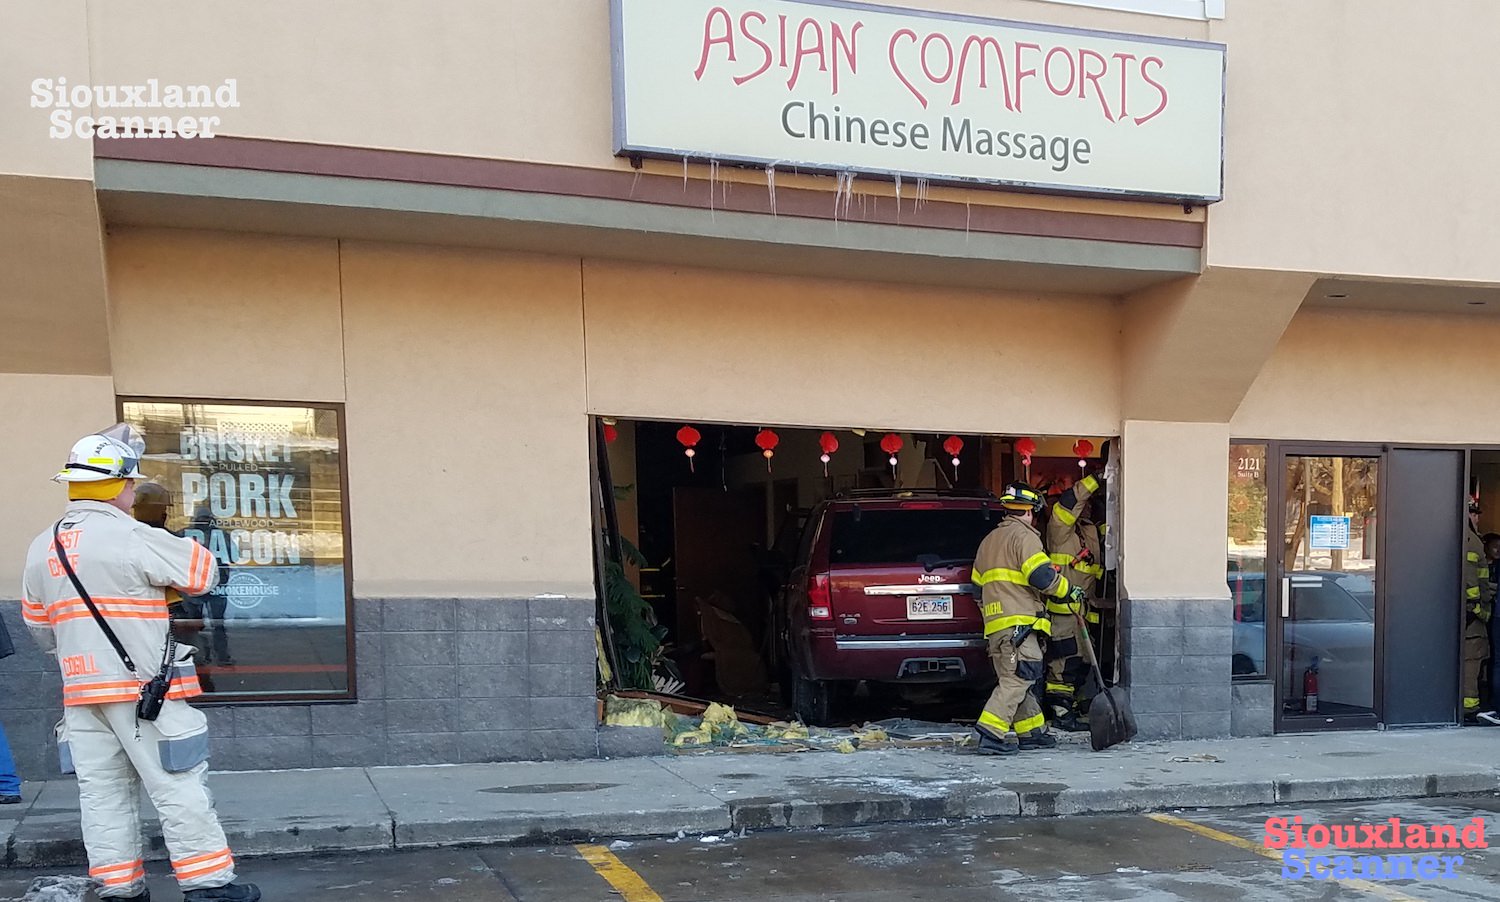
left=826, top=509, right=994, bottom=565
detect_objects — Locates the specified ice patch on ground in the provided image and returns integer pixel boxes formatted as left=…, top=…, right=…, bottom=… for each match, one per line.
left=851, top=851, right=915, bottom=868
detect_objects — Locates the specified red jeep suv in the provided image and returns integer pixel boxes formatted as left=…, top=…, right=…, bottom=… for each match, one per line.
left=774, top=489, right=999, bottom=725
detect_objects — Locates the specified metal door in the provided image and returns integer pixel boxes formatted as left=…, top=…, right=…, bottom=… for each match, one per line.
left=1273, top=451, right=1381, bottom=731
left=1382, top=448, right=1463, bottom=727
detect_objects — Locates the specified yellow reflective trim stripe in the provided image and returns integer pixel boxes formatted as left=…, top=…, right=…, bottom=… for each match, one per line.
left=1021, top=552, right=1052, bottom=578
left=1048, top=577, right=1071, bottom=599
left=1046, top=682, right=1074, bottom=695
left=1053, top=506, right=1079, bottom=526
left=1468, top=552, right=1481, bottom=563
left=983, top=615, right=1053, bottom=637
left=1013, top=713, right=1046, bottom=734
left=1467, top=587, right=1481, bottom=600
left=973, top=567, right=1027, bottom=586
left=1079, top=563, right=1105, bottom=578
left=978, top=710, right=1010, bottom=732
left=1481, top=568, right=1491, bottom=579
left=1046, top=600, right=1082, bottom=615
left=1464, top=697, right=1481, bottom=710
left=1086, top=611, right=1101, bottom=624
left=1080, top=475, right=1099, bottom=492
left=1049, top=553, right=1073, bottom=566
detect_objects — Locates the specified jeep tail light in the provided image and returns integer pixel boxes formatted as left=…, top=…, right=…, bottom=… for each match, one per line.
left=808, top=572, right=832, bottom=620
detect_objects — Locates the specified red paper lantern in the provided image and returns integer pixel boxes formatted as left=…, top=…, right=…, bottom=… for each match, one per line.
left=1015, top=436, right=1037, bottom=467
left=818, top=431, right=839, bottom=476
left=755, top=428, right=780, bottom=471
left=676, top=425, right=702, bottom=472
left=880, top=433, right=903, bottom=478
left=603, top=424, right=619, bottom=444
left=943, top=436, right=964, bottom=477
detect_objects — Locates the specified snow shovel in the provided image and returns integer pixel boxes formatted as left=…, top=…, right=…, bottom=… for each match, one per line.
left=1075, top=611, right=1135, bottom=751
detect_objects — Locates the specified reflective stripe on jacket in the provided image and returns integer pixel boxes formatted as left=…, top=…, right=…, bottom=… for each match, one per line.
left=1465, top=527, right=1493, bottom=622
left=22, top=501, right=213, bottom=705
left=1045, top=475, right=1102, bottom=620
left=971, top=517, right=1067, bottom=637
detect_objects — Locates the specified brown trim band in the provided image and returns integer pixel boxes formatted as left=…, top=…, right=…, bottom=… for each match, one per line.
left=95, top=136, right=1203, bottom=249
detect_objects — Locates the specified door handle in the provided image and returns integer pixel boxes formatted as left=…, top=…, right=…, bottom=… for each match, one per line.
left=1281, top=577, right=1290, bottom=618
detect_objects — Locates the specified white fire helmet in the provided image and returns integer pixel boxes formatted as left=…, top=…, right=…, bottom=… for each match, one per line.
left=53, top=423, right=148, bottom=483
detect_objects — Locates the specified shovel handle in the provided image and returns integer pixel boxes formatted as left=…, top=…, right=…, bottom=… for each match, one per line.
left=1074, top=611, right=1108, bottom=688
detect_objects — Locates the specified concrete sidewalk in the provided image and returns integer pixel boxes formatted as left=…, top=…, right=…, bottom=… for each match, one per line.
left=4, top=729, right=1499, bottom=868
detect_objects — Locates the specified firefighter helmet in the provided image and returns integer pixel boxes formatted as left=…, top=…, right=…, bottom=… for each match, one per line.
left=999, top=481, right=1045, bottom=515
left=54, top=425, right=147, bottom=483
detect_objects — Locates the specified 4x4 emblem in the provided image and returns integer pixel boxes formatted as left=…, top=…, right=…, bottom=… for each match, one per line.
left=918, top=574, right=946, bottom=583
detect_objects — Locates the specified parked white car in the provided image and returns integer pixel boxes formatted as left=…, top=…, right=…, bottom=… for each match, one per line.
left=1230, top=571, right=1375, bottom=712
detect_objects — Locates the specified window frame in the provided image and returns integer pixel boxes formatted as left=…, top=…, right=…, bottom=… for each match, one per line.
left=1228, top=439, right=1270, bottom=681
left=117, top=395, right=357, bottom=705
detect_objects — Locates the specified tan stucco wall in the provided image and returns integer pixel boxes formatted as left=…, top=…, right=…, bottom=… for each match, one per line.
left=339, top=242, right=593, bottom=599
left=1231, top=308, right=1500, bottom=444
left=0, top=373, right=117, bottom=581
left=97, top=229, right=595, bottom=599
left=0, top=0, right=92, bottom=180
left=1120, top=419, right=1229, bottom=600
left=583, top=259, right=1121, bottom=436
left=107, top=229, right=346, bottom=402
left=1208, top=1, right=1500, bottom=283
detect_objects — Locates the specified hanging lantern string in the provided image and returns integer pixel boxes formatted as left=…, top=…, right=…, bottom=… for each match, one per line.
left=818, top=431, right=839, bottom=478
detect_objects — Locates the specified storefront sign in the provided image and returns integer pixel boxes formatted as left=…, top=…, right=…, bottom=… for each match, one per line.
left=1309, top=516, right=1351, bottom=551
left=612, top=0, right=1225, bottom=201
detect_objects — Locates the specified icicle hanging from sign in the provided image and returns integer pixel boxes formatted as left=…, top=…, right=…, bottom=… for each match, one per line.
left=818, top=431, right=839, bottom=477
left=676, top=425, right=701, bottom=472
left=943, top=435, right=964, bottom=479
left=755, top=428, right=780, bottom=472
left=880, top=433, right=904, bottom=480
left=1073, top=439, right=1094, bottom=471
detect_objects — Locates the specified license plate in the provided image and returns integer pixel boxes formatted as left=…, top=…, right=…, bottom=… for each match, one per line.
left=907, top=595, right=953, bottom=620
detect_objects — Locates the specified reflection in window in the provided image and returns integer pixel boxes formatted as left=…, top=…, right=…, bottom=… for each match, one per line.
left=122, top=400, right=351, bottom=700
left=1229, top=443, right=1268, bottom=677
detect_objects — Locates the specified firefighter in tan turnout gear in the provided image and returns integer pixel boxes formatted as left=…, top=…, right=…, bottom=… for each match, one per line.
left=1043, top=473, right=1105, bottom=732
left=970, top=482, right=1087, bottom=755
left=21, top=425, right=260, bottom=902
left=1463, top=498, right=1493, bottom=722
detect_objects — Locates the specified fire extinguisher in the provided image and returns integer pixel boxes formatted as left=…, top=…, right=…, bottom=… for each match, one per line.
left=1303, top=657, right=1320, bottom=714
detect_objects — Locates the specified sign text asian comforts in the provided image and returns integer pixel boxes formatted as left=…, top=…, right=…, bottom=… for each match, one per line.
left=612, top=0, right=1225, bottom=201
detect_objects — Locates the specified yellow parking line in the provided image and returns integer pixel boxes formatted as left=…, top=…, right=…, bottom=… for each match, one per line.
left=576, top=844, right=664, bottom=902
left=1146, top=813, right=1424, bottom=902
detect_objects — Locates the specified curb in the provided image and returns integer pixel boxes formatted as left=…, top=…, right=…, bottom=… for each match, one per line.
left=7, top=770, right=1498, bottom=869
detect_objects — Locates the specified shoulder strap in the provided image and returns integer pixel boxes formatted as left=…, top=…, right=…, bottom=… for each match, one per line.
left=53, top=519, right=138, bottom=674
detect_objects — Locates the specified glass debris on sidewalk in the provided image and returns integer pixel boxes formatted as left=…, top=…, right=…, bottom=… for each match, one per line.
left=601, top=694, right=976, bottom=754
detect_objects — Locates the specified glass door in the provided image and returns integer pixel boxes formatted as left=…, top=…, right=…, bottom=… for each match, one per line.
left=1276, top=454, right=1381, bottom=729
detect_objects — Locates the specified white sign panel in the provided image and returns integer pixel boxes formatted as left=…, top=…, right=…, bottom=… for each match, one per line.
left=612, top=0, right=1225, bottom=201
left=1308, top=516, right=1351, bottom=551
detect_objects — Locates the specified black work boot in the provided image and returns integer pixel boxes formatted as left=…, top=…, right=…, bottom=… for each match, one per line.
left=1018, top=730, right=1058, bottom=750
left=1053, top=709, right=1089, bottom=733
left=974, top=730, right=1019, bottom=756
left=184, top=883, right=261, bottom=902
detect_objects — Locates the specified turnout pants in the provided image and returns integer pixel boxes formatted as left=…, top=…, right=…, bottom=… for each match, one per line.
left=1043, top=614, right=1088, bottom=715
left=977, top=629, right=1046, bottom=738
left=1463, top=618, right=1489, bottom=714
left=64, top=701, right=236, bottom=897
